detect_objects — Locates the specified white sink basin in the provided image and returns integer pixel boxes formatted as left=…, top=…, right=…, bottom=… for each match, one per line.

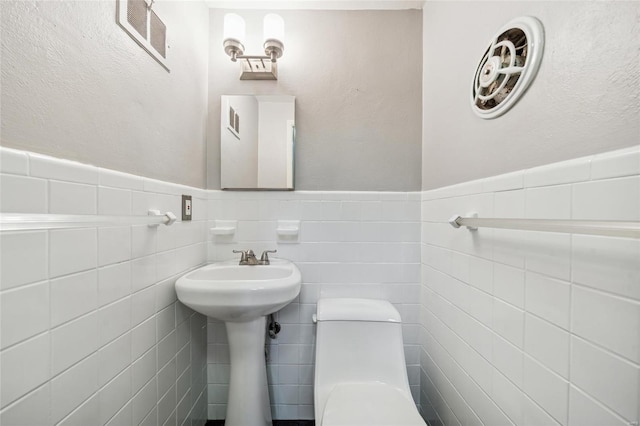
left=176, top=257, right=302, bottom=425
left=176, top=258, right=301, bottom=322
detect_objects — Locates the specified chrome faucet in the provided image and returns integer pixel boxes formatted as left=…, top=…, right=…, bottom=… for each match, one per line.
left=233, top=249, right=259, bottom=265
left=259, top=250, right=277, bottom=265
left=233, top=249, right=277, bottom=265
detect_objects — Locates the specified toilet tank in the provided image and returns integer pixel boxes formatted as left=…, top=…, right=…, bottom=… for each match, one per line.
left=314, top=298, right=412, bottom=423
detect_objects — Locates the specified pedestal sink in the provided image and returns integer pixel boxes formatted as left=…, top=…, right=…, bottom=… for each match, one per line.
left=175, top=258, right=301, bottom=426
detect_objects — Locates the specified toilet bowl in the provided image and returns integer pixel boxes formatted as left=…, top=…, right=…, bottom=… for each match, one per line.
left=314, top=298, right=426, bottom=426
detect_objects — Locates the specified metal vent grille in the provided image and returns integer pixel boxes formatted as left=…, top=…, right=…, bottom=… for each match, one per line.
left=150, top=10, right=166, bottom=58
left=126, top=0, right=147, bottom=38
left=470, top=17, right=544, bottom=119
left=117, top=0, right=169, bottom=71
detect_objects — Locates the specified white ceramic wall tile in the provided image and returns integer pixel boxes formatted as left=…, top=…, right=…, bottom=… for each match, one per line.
left=482, top=170, right=524, bottom=193
left=0, top=147, right=29, bottom=175
left=522, top=393, right=561, bottom=426
left=0, top=384, right=51, bottom=426
left=568, top=385, right=628, bottom=426
left=4, top=145, right=638, bottom=424
left=98, top=186, right=132, bottom=216
left=132, top=377, right=157, bottom=425
left=573, top=176, right=640, bottom=221
left=570, top=336, right=639, bottom=421
left=421, top=147, right=639, bottom=426
left=0, top=149, right=207, bottom=426
left=591, top=145, right=640, bottom=180
left=525, top=185, right=571, bottom=219
left=157, top=383, right=177, bottom=425
left=132, top=191, right=159, bottom=216
left=0, top=174, right=47, bottom=213
left=0, top=334, right=50, bottom=408
left=140, top=407, right=158, bottom=426
left=50, top=270, right=98, bottom=327
left=98, top=262, right=132, bottom=307
left=0, top=231, right=48, bottom=290
left=131, top=255, right=157, bottom=292
left=57, top=394, right=99, bottom=426
left=51, top=355, right=98, bottom=424
left=0, top=281, right=49, bottom=349
left=524, top=156, right=591, bottom=188
left=467, top=255, right=493, bottom=293
left=98, top=331, right=132, bottom=387
left=524, top=232, right=571, bottom=281
left=492, top=334, right=524, bottom=387
left=29, top=152, right=98, bottom=184
left=492, top=299, right=524, bottom=348
left=158, top=333, right=177, bottom=372
left=523, top=355, right=569, bottom=425
left=571, top=235, right=640, bottom=300
left=49, top=180, right=97, bottom=215
left=104, top=399, right=132, bottom=426
left=524, top=272, right=571, bottom=329
left=493, top=263, right=525, bottom=308
left=571, top=286, right=640, bottom=363
left=99, top=297, right=132, bottom=346
left=98, top=226, right=132, bottom=267
left=49, top=228, right=97, bottom=278
left=156, top=278, right=179, bottom=313
left=491, top=369, right=524, bottom=424
left=98, top=367, right=132, bottom=425
left=51, top=312, right=99, bottom=376
left=524, top=313, right=569, bottom=378
left=98, top=168, right=144, bottom=191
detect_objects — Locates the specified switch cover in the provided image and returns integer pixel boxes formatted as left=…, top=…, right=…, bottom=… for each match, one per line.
left=182, top=195, right=192, bottom=221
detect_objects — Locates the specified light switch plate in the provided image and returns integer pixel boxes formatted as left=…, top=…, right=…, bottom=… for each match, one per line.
left=182, top=195, right=192, bottom=221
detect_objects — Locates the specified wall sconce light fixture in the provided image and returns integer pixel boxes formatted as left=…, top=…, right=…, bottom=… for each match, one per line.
left=223, top=13, right=285, bottom=80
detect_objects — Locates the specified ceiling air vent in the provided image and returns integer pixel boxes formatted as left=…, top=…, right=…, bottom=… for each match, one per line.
left=471, top=16, right=544, bottom=119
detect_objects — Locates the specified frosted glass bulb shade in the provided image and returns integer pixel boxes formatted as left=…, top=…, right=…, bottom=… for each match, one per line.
left=223, top=13, right=245, bottom=43
left=263, top=14, right=284, bottom=43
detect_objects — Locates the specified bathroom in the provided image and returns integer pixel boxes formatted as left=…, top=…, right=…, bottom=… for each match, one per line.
left=0, top=0, right=638, bottom=425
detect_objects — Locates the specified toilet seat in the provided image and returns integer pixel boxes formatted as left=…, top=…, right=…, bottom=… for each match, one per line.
left=321, top=383, right=426, bottom=426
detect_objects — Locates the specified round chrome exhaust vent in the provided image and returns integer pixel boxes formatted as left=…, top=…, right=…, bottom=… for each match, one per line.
left=471, top=16, right=544, bottom=119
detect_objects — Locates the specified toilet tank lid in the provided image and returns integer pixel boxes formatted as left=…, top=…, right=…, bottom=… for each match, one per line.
left=316, top=298, right=401, bottom=323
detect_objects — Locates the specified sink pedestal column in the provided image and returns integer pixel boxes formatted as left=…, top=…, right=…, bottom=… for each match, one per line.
left=225, top=316, right=272, bottom=426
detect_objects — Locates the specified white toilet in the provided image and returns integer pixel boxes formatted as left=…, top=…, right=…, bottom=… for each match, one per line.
left=314, top=298, right=427, bottom=426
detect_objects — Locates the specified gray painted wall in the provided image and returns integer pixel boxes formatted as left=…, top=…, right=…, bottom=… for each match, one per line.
left=1, top=0, right=210, bottom=188
left=422, top=1, right=640, bottom=190
left=207, top=9, right=423, bottom=191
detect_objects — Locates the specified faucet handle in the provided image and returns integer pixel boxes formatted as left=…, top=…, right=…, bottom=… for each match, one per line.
left=260, top=250, right=277, bottom=264
left=232, top=249, right=248, bottom=262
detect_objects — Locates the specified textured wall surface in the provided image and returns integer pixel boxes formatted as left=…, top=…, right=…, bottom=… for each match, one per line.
left=0, top=147, right=209, bottom=425
left=0, top=0, right=210, bottom=188
left=207, top=9, right=423, bottom=191
left=422, top=1, right=640, bottom=189
left=419, top=145, right=640, bottom=426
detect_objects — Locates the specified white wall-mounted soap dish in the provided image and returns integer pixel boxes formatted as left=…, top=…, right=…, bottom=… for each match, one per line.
left=210, top=220, right=237, bottom=235
left=276, top=220, right=300, bottom=240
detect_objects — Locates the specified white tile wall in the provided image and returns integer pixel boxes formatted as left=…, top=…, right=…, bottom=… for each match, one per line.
left=0, top=147, right=208, bottom=426
left=420, top=146, right=640, bottom=426
left=3, top=145, right=638, bottom=425
left=205, top=190, right=422, bottom=420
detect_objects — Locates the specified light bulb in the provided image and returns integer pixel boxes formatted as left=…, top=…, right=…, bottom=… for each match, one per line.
left=223, top=13, right=245, bottom=43
left=263, top=13, right=284, bottom=43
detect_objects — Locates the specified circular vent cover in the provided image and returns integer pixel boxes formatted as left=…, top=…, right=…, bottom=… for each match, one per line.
left=471, top=16, right=544, bottom=119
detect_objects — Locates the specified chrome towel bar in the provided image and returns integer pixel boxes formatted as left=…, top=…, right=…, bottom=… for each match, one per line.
left=0, top=210, right=177, bottom=232
left=449, top=214, right=640, bottom=239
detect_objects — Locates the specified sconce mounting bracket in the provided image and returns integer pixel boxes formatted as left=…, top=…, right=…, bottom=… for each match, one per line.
left=240, top=58, right=278, bottom=80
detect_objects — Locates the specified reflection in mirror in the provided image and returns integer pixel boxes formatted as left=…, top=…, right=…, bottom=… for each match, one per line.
left=221, top=95, right=295, bottom=190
